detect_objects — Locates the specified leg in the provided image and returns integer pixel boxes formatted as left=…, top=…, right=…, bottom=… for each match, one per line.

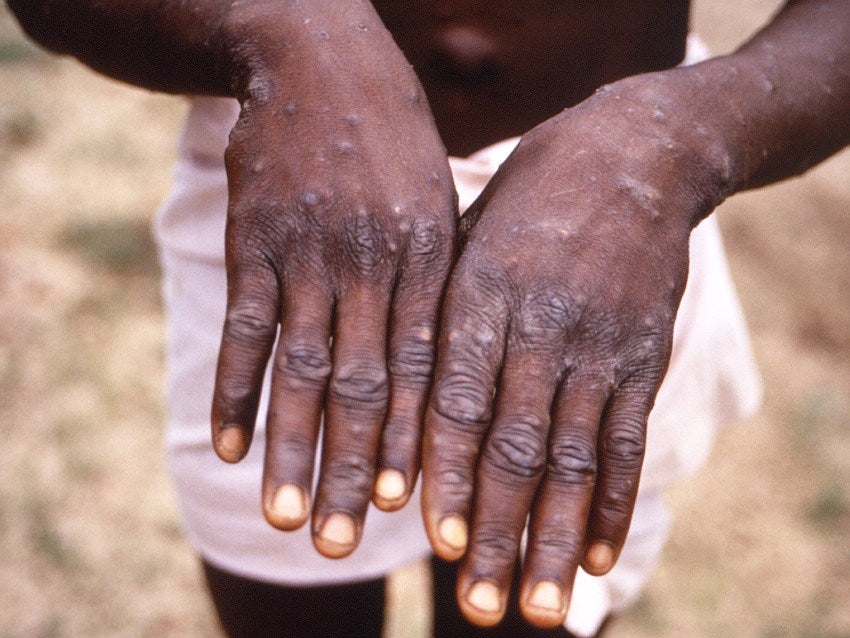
left=430, top=555, right=572, bottom=638
left=202, top=559, right=386, bottom=638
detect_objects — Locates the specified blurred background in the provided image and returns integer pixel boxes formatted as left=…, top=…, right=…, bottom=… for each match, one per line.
left=1, top=1, right=848, bottom=636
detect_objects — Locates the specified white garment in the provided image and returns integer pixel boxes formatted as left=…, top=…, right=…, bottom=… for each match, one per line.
left=154, top=35, right=761, bottom=636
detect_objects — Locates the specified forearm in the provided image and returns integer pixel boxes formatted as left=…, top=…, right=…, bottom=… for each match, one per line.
left=682, top=0, right=849, bottom=199
left=6, top=0, right=398, bottom=99
left=572, top=0, right=847, bottom=233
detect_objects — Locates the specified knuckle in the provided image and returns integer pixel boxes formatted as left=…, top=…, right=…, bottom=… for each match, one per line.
left=275, top=342, right=332, bottom=389
left=468, top=264, right=511, bottom=302
left=266, top=430, right=314, bottom=467
left=329, top=361, right=389, bottom=409
left=343, top=212, right=387, bottom=277
left=484, top=417, right=548, bottom=480
left=619, top=360, right=666, bottom=392
left=323, top=454, right=374, bottom=496
left=223, top=299, right=277, bottom=347
left=214, top=381, right=257, bottom=415
left=547, top=435, right=597, bottom=486
left=528, top=287, right=577, bottom=331
left=621, top=327, right=671, bottom=372
left=533, top=527, right=585, bottom=560
left=381, top=418, right=418, bottom=452
left=602, top=419, right=646, bottom=471
left=407, top=217, right=448, bottom=265
left=470, top=521, right=520, bottom=565
left=434, top=463, right=474, bottom=502
left=226, top=204, right=290, bottom=256
left=390, top=330, right=435, bottom=386
left=432, top=372, right=492, bottom=431
left=596, top=479, right=636, bottom=520
left=576, top=309, right=626, bottom=350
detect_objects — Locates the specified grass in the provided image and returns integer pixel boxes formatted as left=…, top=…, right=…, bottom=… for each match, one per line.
left=807, top=481, right=847, bottom=527
left=27, top=500, right=78, bottom=572
left=58, top=216, right=160, bottom=277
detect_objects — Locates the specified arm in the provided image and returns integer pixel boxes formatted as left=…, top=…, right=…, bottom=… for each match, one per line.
left=705, top=0, right=849, bottom=192
left=9, top=0, right=457, bottom=557
left=422, top=0, right=848, bottom=628
left=8, top=0, right=241, bottom=95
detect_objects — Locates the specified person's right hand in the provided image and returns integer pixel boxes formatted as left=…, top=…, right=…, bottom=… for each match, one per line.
left=209, top=4, right=457, bottom=559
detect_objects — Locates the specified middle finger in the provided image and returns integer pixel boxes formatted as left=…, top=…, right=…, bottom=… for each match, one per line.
left=457, top=349, right=561, bottom=627
left=311, top=285, right=390, bottom=558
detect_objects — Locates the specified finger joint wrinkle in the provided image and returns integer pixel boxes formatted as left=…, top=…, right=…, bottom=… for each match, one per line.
left=432, top=381, right=491, bottom=431
left=470, top=523, right=520, bottom=563
left=389, top=333, right=434, bottom=381
left=485, top=420, right=547, bottom=479
left=344, top=213, right=386, bottom=276
left=602, top=424, right=646, bottom=468
left=329, top=364, right=389, bottom=407
left=547, top=437, right=597, bottom=485
left=224, top=303, right=277, bottom=346
left=277, top=343, right=332, bottom=387
left=324, top=456, right=374, bottom=495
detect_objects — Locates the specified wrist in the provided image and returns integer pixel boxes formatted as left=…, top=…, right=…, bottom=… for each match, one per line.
left=570, top=69, right=745, bottom=232
left=652, top=57, right=766, bottom=199
left=218, top=0, right=402, bottom=104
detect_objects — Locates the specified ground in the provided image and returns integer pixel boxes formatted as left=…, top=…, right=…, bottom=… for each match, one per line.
left=1, top=2, right=848, bottom=636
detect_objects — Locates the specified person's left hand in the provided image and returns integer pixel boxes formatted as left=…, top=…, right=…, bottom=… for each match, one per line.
left=421, top=71, right=733, bottom=628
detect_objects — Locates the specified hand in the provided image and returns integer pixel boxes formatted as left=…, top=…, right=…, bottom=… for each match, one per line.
left=210, top=8, right=456, bottom=558
left=422, top=72, right=732, bottom=627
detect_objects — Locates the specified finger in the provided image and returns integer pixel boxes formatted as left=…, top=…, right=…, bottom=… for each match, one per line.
left=456, top=352, right=560, bottom=627
left=421, top=284, right=507, bottom=564
left=581, top=375, right=655, bottom=576
left=312, top=286, right=390, bottom=559
left=262, top=280, right=333, bottom=531
left=211, top=261, right=280, bottom=463
left=375, top=217, right=452, bottom=511
left=519, top=378, right=610, bottom=629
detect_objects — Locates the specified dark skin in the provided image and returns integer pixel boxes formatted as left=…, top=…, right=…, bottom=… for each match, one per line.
left=9, top=0, right=850, bottom=629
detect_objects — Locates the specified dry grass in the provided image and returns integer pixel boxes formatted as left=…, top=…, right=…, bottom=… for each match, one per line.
left=1, top=2, right=848, bottom=636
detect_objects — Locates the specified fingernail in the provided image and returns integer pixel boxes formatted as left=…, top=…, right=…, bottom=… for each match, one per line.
left=374, top=469, right=407, bottom=503
left=466, top=581, right=501, bottom=614
left=438, top=515, right=468, bottom=552
left=267, top=484, right=308, bottom=530
left=317, top=512, right=357, bottom=555
left=528, top=581, right=565, bottom=614
left=584, top=541, right=615, bottom=574
left=216, top=426, right=246, bottom=462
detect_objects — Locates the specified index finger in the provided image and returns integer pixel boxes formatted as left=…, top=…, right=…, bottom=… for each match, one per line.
left=454, top=350, right=560, bottom=627
left=519, top=377, right=610, bottom=628
left=422, top=279, right=508, bottom=561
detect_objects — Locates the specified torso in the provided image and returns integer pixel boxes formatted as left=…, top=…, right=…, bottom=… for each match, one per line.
left=370, top=0, right=690, bottom=155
